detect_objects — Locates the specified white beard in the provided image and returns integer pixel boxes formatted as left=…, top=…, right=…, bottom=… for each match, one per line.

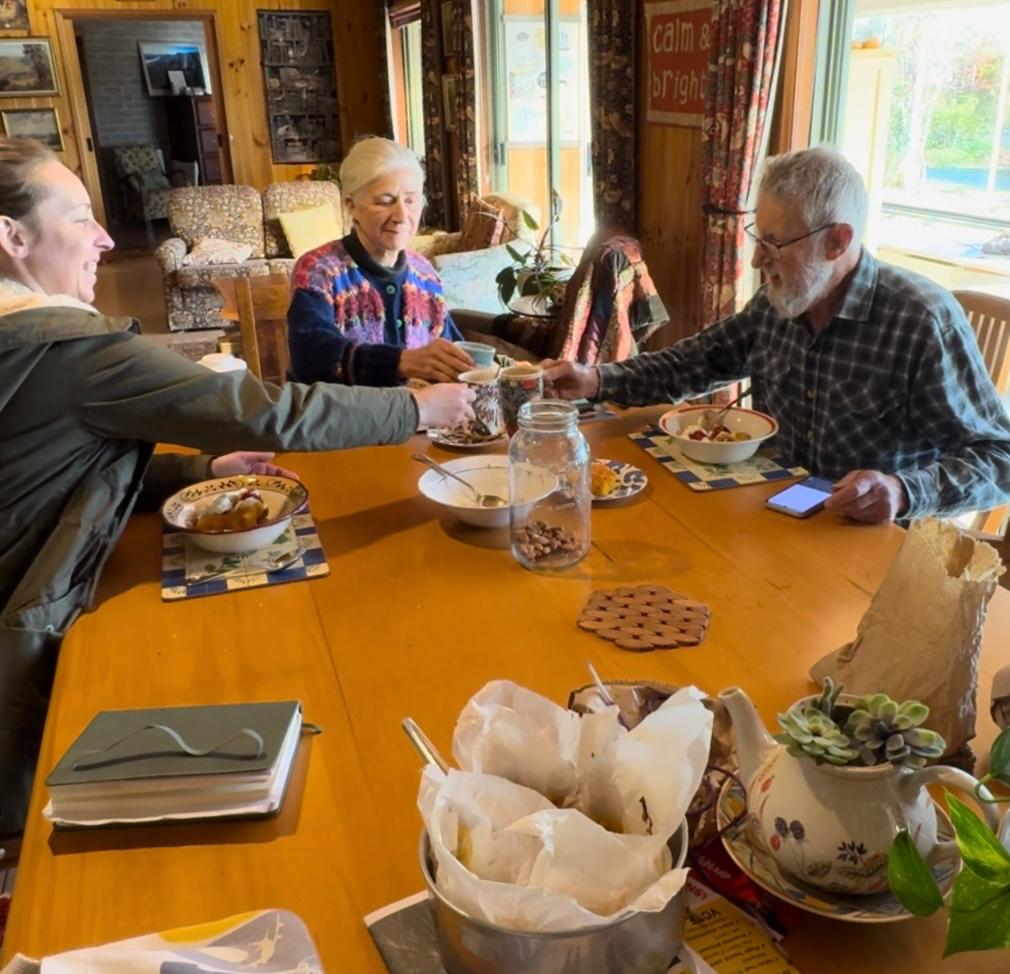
left=766, top=259, right=834, bottom=319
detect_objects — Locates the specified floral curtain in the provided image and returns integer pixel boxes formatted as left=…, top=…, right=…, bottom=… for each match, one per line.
left=700, top=0, right=784, bottom=323
left=420, top=0, right=450, bottom=228
left=587, top=0, right=637, bottom=230
left=419, top=0, right=479, bottom=230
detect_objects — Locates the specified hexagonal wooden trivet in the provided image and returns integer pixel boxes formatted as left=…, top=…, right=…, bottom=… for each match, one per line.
left=577, top=584, right=710, bottom=652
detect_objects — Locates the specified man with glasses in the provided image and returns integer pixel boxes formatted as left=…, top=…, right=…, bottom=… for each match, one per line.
left=544, top=146, right=1010, bottom=523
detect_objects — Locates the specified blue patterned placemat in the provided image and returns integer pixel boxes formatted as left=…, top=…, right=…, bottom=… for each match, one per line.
left=161, top=511, right=329, bottom=601
left=630, top=425, right=807, bottom=491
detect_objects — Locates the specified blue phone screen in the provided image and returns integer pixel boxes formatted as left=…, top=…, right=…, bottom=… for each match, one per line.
left=768, top=477, right=834, bottom=514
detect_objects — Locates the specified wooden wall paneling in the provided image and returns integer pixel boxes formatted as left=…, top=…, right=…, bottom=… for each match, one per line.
left=21, top=0, right=390, bottom=226
left=638, top=1, right=705, bottom=349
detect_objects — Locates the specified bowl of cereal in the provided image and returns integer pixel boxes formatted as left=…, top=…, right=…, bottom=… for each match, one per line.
left=658, top=405, right=777, bottom=464
left=161, top=475, right=309, bottom=553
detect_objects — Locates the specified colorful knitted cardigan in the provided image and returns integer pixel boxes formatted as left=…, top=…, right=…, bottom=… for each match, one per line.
left=291, top=240, right=451, bottom=350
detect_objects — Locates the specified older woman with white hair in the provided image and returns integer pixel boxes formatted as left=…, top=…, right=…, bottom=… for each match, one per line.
left=288, top=136, right=474, bottom=386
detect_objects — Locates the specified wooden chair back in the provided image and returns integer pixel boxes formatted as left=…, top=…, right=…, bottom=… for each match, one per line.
left=953, top=289, right=1010, bottom=394
left=952, top=289, right=1010, bottom=538
left=214, top=272, right=291, bottom=385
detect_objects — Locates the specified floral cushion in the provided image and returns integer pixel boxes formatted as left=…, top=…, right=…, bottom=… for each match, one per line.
left=168, top=186, right=265, bottom=256
left=263, top=180, right=343, bottom=257
left=182, top=237, right=255, bottom=266
left=457, top=199, right=507, bottom=252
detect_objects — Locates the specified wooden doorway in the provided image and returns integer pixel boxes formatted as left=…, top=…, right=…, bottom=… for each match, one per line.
left=53, top=9, right=232, bottom=231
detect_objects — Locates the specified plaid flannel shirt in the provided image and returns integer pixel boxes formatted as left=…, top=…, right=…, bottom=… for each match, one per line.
left=598, top=250, right=1010, bottom=518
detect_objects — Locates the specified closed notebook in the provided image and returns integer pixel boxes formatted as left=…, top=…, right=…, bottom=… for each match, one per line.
left=43, top=700, right=303, bottom=828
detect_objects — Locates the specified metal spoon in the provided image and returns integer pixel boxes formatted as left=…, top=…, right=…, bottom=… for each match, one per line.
left=412, top=454, right=508, bottom=509
left=401, top=717, right=450, bottom=773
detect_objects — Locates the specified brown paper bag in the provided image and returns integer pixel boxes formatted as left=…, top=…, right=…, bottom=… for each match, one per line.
left=810, top=519, right=1003, bottom=758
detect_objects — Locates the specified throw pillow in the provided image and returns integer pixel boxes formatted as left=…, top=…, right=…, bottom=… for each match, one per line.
left=279, top=203, right=343, bottom=259
left=457, top=199, right=507, bottom=252
left=140, top=169, right=171, bottom=191
left=181, top=237, right=254, bottom=266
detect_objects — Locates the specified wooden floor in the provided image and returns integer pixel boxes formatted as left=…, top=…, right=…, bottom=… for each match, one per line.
left=93, top=252, right=167, bottom=334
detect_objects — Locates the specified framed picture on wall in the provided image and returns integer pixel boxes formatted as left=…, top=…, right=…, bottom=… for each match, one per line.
left=1, top=107, right=63, bottom=150
left=139, top=41, right=212, bottom=96
left=0, top=0, right=30, bottom=32
left=0, top=38, right=58, bottom=96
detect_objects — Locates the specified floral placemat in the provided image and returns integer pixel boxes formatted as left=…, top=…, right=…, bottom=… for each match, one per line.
left=161, top=511, right=329, bottom=601
left=629, top=425, right=807, bottom=491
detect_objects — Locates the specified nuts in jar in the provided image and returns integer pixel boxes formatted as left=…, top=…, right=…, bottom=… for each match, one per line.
left=512, top=520, right=579, bottom=561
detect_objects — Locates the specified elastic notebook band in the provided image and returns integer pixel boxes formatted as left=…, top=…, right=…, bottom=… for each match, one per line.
left=72, top=723, right=265, bottom=771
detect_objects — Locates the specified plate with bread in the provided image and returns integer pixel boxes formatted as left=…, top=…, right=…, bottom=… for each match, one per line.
left=590, top=459, right=647, bottom=503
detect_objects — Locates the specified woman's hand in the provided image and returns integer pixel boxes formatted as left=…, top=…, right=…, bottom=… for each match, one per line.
left=413, top=384, right=475, bottom=429
left=399, top=338, right=475, bottom=383
left=209, top=452, right=300, bottom=480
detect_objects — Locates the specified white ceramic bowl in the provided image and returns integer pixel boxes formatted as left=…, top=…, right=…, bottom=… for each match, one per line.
left=659, top=405, right=778, bottom=464
left=161, top=475, right=309, bottom=553
left=417, top=455, right=555, bottom=528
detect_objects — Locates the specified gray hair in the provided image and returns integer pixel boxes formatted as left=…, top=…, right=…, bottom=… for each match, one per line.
left=339, top=136, right=424, bottom=203
left=0, top=137, right=56, bottom=225
left=759, top=146, right=868, bottom=245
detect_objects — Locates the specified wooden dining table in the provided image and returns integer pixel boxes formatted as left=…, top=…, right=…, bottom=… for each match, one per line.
left=4, top=405, right=1010, bottom=973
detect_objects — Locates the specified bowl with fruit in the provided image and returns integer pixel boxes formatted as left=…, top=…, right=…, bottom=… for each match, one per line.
left=161, top=475, right=308, bottom=553
left=658, top=404, right=777, bottom=464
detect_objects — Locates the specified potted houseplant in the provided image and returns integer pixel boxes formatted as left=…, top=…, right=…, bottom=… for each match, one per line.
left=721, top=680, right=984, bottom=897
left=888, top=725, right=1010, bottom=956
left=495, top=189, right=576, bottom=312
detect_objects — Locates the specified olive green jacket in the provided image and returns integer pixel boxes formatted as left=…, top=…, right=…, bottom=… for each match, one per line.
left=0, top=305, right=418, bottom=833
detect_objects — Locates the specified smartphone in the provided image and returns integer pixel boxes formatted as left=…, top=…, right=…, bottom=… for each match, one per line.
left=766, top=475, right=836, bottom=518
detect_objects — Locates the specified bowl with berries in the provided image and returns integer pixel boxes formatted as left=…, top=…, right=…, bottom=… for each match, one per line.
left=658, top=404, right=777, bottom=464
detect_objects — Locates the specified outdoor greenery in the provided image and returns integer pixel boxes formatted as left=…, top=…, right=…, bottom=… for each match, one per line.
left=854, top=9, right=1010, bottom=186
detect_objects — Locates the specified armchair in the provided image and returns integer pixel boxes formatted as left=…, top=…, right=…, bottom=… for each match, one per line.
left=110, top=144, right=195, bottom=244
left=413, top=192, right=538, bottom=315
left=156, top=185, right=273, bottom=332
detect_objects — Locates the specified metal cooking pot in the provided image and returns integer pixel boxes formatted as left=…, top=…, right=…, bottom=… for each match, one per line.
left=419, top=819, right=689, bottom=974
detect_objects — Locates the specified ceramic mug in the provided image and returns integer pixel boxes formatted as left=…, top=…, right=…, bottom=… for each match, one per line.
left=456, top=367, right=504, bottom=439
left=499, top=364, right=544, bottom=435
left=455, top=340, right=496, bottom=368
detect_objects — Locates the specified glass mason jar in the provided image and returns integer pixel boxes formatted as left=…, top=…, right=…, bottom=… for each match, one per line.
left=508, top=400, right=591, bottom=571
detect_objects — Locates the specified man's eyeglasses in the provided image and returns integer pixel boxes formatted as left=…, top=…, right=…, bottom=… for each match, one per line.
left=743, top=222, right=836, bottom=260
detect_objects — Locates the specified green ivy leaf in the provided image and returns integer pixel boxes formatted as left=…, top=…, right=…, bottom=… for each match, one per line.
left=504, top=243, right=525, bottom=264
left=520, top=209, right=539, bottom=231
left=946, top=791, right=1010, bottom=883
left=943, top=866, right=1010, bottom=956
left=991, top=727, right=1010, bottom=785
left=888, top=829, right=944, bottom=916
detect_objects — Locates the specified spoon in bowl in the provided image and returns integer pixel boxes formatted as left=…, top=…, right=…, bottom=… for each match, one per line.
left=412, top=454, right=508, bottom=509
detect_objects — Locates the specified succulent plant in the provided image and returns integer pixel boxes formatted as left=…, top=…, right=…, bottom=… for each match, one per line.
left=844, top=693, right=945, bottom=769
left=776, top=705, right=859, bottom=766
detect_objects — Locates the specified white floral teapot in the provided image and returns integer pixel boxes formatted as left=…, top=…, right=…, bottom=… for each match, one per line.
left=719, top=686, right=1000, bottom=895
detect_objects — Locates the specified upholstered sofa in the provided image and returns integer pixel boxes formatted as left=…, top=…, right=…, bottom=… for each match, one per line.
left=156, top=185, right=533, bottom=331
left=412, top=192, right=537, bottom=314
left=155, top=181, right=342, bottom=331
